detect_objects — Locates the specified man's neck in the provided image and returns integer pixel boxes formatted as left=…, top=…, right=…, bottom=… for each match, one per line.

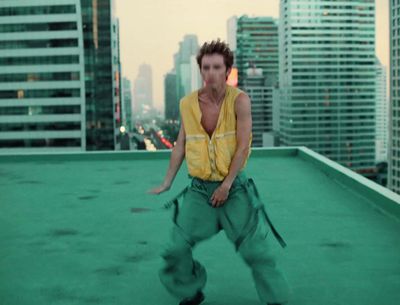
left=202, top=84, right=227, bottom=105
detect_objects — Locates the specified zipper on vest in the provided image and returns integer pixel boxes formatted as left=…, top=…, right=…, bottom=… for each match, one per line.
left=208, top=138, right=216, bottom=172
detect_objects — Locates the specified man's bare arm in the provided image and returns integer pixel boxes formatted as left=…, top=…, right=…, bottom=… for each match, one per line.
left=210, top=93, right=252, bottom=206
left=223, top=92, right=252, bottom=188
left=148, top=122, right=186, bottom=194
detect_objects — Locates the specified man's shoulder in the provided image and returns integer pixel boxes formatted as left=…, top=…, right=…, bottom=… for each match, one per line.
left=227, top=86, right=249, bottom=104
left=236, top=91, right=250, bottom=101
left=180, top=90, right=198, bottom=107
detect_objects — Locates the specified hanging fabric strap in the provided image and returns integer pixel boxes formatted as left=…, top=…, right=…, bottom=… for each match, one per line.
left=238, top=178, right=287, bottom=249
left=164, top=177, right=286, bottom=250
left=164, top=186, right=189, bottom=223
left=164, top=186, right=196, bottom=247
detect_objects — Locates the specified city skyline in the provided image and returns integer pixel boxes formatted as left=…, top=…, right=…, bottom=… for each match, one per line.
left=115, top=0, right=389, bottom=111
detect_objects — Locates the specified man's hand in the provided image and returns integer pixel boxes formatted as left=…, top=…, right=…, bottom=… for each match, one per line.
left=210, top=183, right=231, bottom=207
left=148, top=183, right=171, bottom=195
left=147, top=121, right=185, bottom=196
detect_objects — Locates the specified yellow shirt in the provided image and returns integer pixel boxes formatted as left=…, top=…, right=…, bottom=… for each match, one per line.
left=180, top=85, right=252, bottom=181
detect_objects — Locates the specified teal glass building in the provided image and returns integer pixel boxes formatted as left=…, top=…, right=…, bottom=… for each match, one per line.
left=174, top=35, right=199, bottom=100
left=81, top=0, right=116, bottom=150
left=234, top=16, right=279, bottom=147
left=164, top=72, right=178, bottom=121
left=389, top=0, right=400, bottom=193
left=236, top=16, right=279, bottom=88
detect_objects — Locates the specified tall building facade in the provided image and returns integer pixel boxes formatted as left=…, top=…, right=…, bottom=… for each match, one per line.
left=190, top=55, right=202, bottom=92
left=227, top=16, right=238, bottom=52
left=122, top=77, right=132, bottom=130
left=81, top=0, right=116, bottom=150
left=164, top=71, right=179, bottom=121
left=111, top=17, right=122, bottom=146
left=174, top=35, right=199, bottom=100
left=243, top=69, right=274, bottom=147
left=375, top=59, right=388, bottom=163
left=133, top=63, right=153, bottom=116
left=236, top=16, right=279, bottom=88
left=0, top=0, right=86, bottom=152
left=235, top=16, right=279, bottom=147
left=277, top=0, right=376, bottom=176
left=389, top=0, right=400, bottom=193
left=164, top=34, right=200, bottom=122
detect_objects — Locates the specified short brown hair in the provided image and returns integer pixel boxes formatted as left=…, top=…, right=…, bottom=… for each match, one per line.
left=196, top=39, right=234, bottom=71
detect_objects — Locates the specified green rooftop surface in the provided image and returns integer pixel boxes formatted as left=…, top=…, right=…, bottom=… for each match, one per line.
left=1, top=148, right=400, bottom=305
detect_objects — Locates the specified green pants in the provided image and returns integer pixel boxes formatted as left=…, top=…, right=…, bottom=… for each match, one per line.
left=159, top=172, right=290, bottom=304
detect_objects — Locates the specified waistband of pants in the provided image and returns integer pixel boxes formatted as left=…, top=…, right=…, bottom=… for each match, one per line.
left=189, top=171, right=247, bottom=187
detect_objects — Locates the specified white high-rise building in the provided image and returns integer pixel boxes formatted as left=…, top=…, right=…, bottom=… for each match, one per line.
left=0, top=0, right=86, bottom=152
left=375, top=59, right=388, bottom=163
left=190, top=55, right=202, bottom=92
left=276, top=0, right=376, bottom=177
left=389, top=0, right=400, bottom=193
left=227, top=16, right=237, bottom=52
left=134, top=63, right=153, bottom=115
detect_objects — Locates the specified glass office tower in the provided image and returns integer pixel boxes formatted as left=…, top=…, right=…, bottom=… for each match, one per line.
left=389, top=0, right=400, bottom=193
left=277, top=0, right=376, bottom=176
left=235, top=16, right=279, bottom=147
left=174, top=35, right=199, bottom=100
left=164, top=72, right=178, bottom=121
left=236, top=16, right=279, bottom=88
left=375, top=59, right=388, bottom=164
left=81, top=0, right=116, bottom=150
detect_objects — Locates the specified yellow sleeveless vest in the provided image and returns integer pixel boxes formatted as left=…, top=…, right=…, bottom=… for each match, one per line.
left=180, top=85, right=251, bottom=181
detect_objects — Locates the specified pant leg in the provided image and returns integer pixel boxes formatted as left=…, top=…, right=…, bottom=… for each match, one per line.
left=159, top=187, right=219, bottom=299
left=219, top=183, right=290, bottom=304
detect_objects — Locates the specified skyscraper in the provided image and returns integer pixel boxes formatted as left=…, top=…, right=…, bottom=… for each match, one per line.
left=243, top=68, right=275, bottom=147
left=164, top=71, right=179, bottom=121
left=190, top=55, right=202, bottom=92
left=389, top=0, right=400, bottom=193
left=235, top=16, right=279, bottom=147
left=276, top=0, right=376, bottom=177
left=80, top=0, right=116, bottom=150
left=174, top=35, right=199, bottom=100
left=122, top=77, right=132, bottom=130
left=112, top=18, right=122, bottom=142
left=0, top=1, right=86, bottom=152
left=133, top=63, right=153, bottom=115
left=375, top=59, right=388, bottom=163
left=236, top=16, right=279, bottom=88
left=227, top=16, right=238, bottom=52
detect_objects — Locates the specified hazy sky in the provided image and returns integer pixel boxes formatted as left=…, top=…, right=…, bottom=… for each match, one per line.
left=115, top=0, right=389, bottom=111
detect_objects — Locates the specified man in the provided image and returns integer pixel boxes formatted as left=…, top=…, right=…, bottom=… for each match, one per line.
left=149, top=39, right=290, bottom=305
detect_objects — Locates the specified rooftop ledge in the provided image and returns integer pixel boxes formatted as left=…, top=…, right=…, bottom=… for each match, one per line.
left=1, top=146, right=399, bottom=220
left=1, top=147, right=400, bottom=305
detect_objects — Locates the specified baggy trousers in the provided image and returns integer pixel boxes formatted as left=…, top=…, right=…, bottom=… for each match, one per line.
left=159, top=172, right=290, bottom=304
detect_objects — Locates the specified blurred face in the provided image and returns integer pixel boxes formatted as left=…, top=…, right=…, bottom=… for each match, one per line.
left=200, top=54, right=231, bottom=89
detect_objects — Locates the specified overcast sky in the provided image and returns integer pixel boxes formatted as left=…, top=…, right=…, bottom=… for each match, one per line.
left=115, top=0, right=389, bottom=111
